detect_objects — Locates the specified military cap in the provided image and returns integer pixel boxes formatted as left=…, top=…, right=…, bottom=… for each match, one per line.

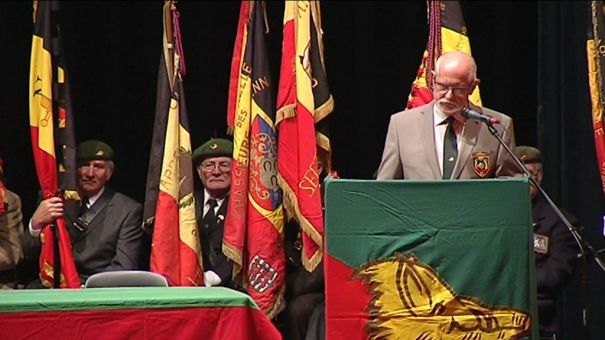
left=77, top=140, right=114, bottom=161
left=514, top=145, right=542, bottom=164
left=192, top=138, right=233, bottom=164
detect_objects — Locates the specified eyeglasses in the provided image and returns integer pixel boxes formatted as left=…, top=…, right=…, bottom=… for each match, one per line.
left=200, top=161, right=231, bottom=172
left=433, top=80, right=472, bottom=96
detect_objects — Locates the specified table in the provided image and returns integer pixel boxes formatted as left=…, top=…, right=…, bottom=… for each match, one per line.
left=0, top=287, right=281, bottom=339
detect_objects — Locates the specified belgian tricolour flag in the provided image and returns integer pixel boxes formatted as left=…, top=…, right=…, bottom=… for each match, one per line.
left=407, top=1, right=481, bottom=108
left=144, top=1, right=203, bottom=286
left=29, top=0, right=80, bottom=288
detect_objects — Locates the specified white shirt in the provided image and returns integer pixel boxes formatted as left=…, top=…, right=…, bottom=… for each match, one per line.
left=203, top=189, right=225, bottom=217
left=84, top=187, right=105, bottom=209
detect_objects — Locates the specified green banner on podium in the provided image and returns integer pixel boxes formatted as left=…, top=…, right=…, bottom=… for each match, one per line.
left=325, top=178, right=538, bottom=339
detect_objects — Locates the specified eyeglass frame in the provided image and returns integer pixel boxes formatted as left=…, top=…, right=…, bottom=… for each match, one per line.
left=433, top=80, right=473, bottom=97
left=199, top=160, right=232, bottom=172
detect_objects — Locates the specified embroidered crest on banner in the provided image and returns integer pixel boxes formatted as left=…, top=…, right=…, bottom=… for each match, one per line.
left=248, top=254, right=278, bottom=293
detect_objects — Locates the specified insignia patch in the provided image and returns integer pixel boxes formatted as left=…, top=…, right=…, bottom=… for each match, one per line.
left=472, top=152, right=490, bottom=178
left=534, top=233, right=549, bottom=254
left=210, top=143, right=218, bottom=149
left=96, top=150, right=104, bottom=156
left=248, top=255, right=278, bottom=293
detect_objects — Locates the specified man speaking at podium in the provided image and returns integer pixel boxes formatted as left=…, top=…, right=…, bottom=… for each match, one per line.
left=377, top=51, right=520, bottom=180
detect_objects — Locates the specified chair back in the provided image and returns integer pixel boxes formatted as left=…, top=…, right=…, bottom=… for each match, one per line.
left=84, top=270, right=168, bottom=288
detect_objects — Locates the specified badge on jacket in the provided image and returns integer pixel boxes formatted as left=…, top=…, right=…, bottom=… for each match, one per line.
left=534, top=233, right=549, bottom=254
left=472, top=152, right=490, bottom=178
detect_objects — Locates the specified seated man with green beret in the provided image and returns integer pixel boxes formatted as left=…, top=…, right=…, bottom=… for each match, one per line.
left=514, top=145, right=579, bottom=339
left=24, top=140, right=146, bottom=287
left=192, top=137, right=235, bottom=288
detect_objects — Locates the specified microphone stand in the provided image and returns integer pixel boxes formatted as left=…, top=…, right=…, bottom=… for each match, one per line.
left=482, top=120, right=605, bottom=339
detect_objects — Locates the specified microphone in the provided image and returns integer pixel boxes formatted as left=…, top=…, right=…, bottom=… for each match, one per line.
left=461, top=107, right=500, bottom=126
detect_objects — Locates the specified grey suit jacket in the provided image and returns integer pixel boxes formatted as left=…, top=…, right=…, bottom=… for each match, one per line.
left=0, top=190, right=24, bottom=287
left=377, top=102, right=520, bottom=180
left=24, top=187, right=145, bottom=284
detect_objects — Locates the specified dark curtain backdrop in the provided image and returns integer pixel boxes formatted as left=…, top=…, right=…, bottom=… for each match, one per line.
left=0, top=1, right=603, bottom=337
left=538, top=2, right=605, bottom=339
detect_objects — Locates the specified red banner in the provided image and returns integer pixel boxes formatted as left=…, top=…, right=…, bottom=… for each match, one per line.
left=276, top=1, right=333, bottom=272
left=224, top=1, right=286, bottom=319
left=587, top=0, right=605, bottom=198
left=0, top=158, right=5, bottom=215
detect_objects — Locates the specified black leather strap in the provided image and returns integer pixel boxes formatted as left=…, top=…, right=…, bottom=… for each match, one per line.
left=81, top=190, right=114, bottom=224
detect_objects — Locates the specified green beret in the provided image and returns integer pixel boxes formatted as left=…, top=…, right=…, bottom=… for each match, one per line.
left=192, top=138, right=233, bottom=164
left=77, top=140, right=114, bottom=161
left=514, top=145, right=542, bottom=164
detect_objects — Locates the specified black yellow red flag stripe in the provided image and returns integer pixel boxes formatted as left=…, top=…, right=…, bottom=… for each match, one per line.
left=407, top=1, right=481, bottom=109
left=145, top=1, right=204, bottom=286
left=29, top=0, right=80, bottom=288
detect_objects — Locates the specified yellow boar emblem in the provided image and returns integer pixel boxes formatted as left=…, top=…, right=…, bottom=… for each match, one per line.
left=355, top=253, right=531, bottom=340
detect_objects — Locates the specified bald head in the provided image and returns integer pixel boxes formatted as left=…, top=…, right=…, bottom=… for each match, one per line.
left=434, top=51, right=478, bottom=84
left=431, top=51, right=480, bottom=116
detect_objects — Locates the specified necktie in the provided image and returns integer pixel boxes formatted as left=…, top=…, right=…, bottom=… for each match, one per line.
left=79, top=197, right=90, bottom=217
left=442, top=117, right=458, bottom=179
left=203, top=199, right=218, bottom=228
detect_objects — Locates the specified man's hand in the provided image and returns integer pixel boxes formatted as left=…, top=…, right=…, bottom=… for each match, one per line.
left=31, top=197, right=64, bottom=231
